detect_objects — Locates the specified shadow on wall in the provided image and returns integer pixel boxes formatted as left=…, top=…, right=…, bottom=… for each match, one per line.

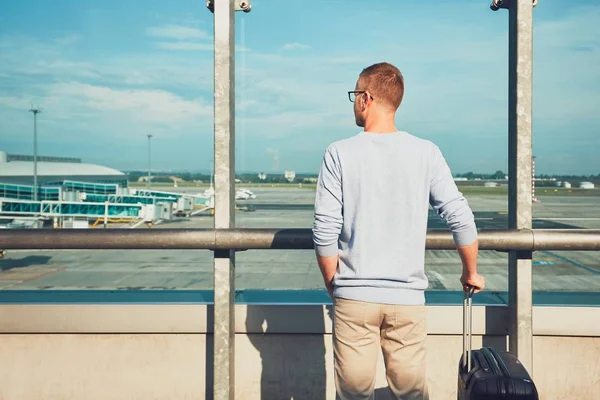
left=246, top=304, right=333, bottom=399
left=205, top=305, right=214, bottom=400
left=374, top=387, right=397, bottom=399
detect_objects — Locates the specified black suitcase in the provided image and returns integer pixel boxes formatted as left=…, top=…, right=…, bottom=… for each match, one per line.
left=457, top=289, right=539, bottom=400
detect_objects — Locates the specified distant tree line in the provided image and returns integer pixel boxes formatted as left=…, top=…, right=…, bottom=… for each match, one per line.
left=455, top=171, right=600, bottom=182
left=455, top=170, right=507, bottom=180
left=535, top=173, right=600, bottom=180
left=126, top=169, right=600, bottom=185
left=125, top=171, right=320, bottom=184
left=126, top=171, right=212, bottom=183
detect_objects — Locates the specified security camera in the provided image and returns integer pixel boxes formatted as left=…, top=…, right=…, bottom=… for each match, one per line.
left=240, top=1, right=252, bottom=13
left=490, top=0, right=505, bottom=10
left=206, top=0, right=251, bottom=13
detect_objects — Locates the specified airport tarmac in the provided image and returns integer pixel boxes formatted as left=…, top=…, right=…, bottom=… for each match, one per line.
left=1, top=187, right=599, bottom=293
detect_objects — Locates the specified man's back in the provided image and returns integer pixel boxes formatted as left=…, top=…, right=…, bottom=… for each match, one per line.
left=313, top=130, right=477, bottom=305
left=312, top=62, right=483, bottom=400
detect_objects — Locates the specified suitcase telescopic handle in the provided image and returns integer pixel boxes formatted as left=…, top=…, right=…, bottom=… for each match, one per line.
left=463, top=286, right=475, bottom=372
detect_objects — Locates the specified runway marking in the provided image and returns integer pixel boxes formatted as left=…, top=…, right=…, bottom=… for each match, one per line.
left=540, top=204, right=600, bottom=207
left=533, top=218, right=600, bottom=221
left=540, top=251, right=600, bottom=276
left=533, top=261, right=555, bottom=266
left=429, top=271, right=447, bottom=285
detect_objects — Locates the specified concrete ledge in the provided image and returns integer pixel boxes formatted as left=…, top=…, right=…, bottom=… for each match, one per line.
left=0, top=304, right=598, bottom=336
left=0, top=333, right=597, bottom=399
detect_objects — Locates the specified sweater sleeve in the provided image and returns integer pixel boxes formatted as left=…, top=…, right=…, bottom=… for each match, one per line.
left=312, top=146, right=343, bottom=256
left=429, top=145, right=478, bottom=246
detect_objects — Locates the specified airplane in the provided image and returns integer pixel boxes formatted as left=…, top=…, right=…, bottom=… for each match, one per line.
left=235, top=188, right=256, bottom=200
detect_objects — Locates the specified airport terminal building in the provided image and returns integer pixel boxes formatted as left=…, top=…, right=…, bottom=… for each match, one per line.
left=0, top=151, right=127, bottom=187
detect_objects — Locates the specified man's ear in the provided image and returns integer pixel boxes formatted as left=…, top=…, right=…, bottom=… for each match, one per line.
left=363, top=92, right=371, bottom=108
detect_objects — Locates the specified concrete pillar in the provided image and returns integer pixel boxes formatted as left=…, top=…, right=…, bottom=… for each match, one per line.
left=213, top=1, right=236, bottom=399
left=507, top=0, right=534, bottom=374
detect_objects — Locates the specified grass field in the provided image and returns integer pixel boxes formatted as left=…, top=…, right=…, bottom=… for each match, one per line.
left=130, top=182, right=318, bottom=189
left=457, top=186, right=600, bottom=197
left=129, top=182, right=600, bottom=196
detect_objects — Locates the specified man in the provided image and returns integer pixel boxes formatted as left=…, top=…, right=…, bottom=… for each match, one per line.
left=312, top=62, right=485, bottom=400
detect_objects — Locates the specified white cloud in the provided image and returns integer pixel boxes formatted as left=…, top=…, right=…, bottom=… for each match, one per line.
left=146, top=24, right=255, bottom=53
left=53, top=34, right=81, bottom=46
left=0, top=95, right=35, bottom=110
left=48, top=82, right=212, bottom=123
left=155, top=41, right=213, bottom=51
left=282, top=42, right=311, bottom=51
left=228, top=3, right=600, bottom=172
left=155, top=42, right=250, bottom=52
left=0, top=80, right=214, bottom=143
left=39, top=60, right=102, bottom=79
left=147, top=25, right=209, bottom=40
left=1, top=4, right=599, bottom=173
left=0, top=35, right=60, bottom=57
left=148, top=24, right=214, bottom=53
left=0, top=34, right=215, bottom=91
left=325, top=57, right=367, bottom=65
left=520, top=4, right=600, bottom=153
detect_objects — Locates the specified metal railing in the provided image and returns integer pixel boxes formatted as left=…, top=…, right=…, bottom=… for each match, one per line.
left=2, top=228, right=600, bottom=251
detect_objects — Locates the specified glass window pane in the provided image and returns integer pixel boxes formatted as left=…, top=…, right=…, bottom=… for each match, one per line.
left=531, top=2, right=600, bottom=295
left=234, top=1, right=510, bottom=296
left=236, top=250, right=508, bottom=294
left=0, top=250, right=213, bottom=291
left=0, top=1, right=215, bottom=292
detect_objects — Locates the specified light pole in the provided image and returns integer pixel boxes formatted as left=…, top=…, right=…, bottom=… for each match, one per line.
left=29, top=107, right=42, bottom=201
left=147, top=134, right=153, bottom=189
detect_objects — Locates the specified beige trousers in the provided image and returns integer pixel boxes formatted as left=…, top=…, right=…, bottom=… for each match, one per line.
left=333, top=297, right=429, bottom=400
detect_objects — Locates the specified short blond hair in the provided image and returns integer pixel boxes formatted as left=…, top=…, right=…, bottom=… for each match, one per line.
left=359, top=62, right=405, bottom=110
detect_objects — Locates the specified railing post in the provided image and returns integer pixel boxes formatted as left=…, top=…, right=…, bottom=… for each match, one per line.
left=213, top=0, right=236, bottom=398
left=507, top=0, right=534, bottom=373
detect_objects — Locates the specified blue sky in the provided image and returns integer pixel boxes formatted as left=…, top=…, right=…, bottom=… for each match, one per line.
left=0, top=0, right=598, bottom=175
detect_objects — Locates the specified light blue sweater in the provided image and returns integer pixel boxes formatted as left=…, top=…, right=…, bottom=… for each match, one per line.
left=312, top=131, right=477, bottom=305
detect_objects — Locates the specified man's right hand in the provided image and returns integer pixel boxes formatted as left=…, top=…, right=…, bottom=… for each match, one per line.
left=460, top=273, right=485, bottom=294
left=325, top=280, right=334, bottom=300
